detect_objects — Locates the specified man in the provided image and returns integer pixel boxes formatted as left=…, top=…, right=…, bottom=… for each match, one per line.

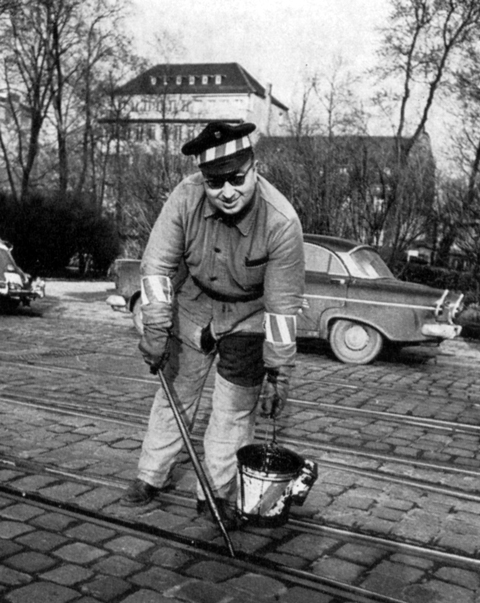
left=123, top=122, right=304, bottom=526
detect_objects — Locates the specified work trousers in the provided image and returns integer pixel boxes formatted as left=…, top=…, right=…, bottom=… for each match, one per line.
left=137, top=331, right=264, bottom=501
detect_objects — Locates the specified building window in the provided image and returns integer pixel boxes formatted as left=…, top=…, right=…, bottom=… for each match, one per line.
left=189, top=76, right=195, bottom=85
left=176, top=76, right=182, bottom=85
left=215, top=74, right=222, bottom=85
left=146, top=125, right=156, bottom=140
left=141, top=98, right=154, bottom=112
left=202, top=75, right=208, bottom=85
left=172, top=125, right=182, bottom=143
left=134, top=125, right=144, bottom=142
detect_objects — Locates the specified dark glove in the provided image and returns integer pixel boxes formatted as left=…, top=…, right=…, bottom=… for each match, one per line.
left=138, top=324, right=170, bottom=374
left=260, top=367, right=291, bottom=419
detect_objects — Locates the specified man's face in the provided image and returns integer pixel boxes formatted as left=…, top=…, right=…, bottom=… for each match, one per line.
left=203, top=159, right=257, bottom=216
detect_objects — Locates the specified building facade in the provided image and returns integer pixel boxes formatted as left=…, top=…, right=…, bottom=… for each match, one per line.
left=99, top=62, right=289, bottom=149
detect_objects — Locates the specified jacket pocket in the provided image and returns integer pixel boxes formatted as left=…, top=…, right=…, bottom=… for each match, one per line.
left=240, top=256, right=268, bottom=292
left=245, top=255, right=269, bottom=267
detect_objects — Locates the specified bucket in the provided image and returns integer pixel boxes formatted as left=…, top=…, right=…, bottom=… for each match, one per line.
left=236, top=443, right=305, bottom=527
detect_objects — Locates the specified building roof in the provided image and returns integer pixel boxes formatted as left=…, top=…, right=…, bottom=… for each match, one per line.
left=115, top=62, right=289, bottom=111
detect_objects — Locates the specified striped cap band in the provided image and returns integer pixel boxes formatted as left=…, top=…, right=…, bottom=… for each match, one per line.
left=141, top=275, right=173, bottom=305
left=196, top=136, right=251, bottom=165
left=264, top=313, right=297, bottom=345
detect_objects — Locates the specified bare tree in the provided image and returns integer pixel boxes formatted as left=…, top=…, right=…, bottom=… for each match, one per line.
left=376, top=0, right=480, bottom=150
left=312, top=54, right=368, bottom=138
left=263, top=61, right=373, bottom=237
left=43, top=0, right=136, bottom=202
left=438, top=43, right=480, bottom=275
left=362, top=0, right=480, bottom=263
left=449, top=40, right=480, bottom=204
left=287, top=77, right=319, bottom=138
left=97, top=29, right=195, bottom=255
left=0, top=0, right=136, bottom=204
left=0, top=0, right=56, bottom=201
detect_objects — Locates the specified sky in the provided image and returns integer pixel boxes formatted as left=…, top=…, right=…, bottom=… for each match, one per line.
left=128, top=0, right=390, bottom=105
left=126, top=0, right=454, bottom=169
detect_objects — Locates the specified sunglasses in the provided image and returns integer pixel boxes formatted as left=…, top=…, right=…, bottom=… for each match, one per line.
left=204, top=162, right=254, bottom=190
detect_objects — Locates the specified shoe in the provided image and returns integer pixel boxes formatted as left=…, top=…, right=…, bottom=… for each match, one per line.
left=196, top=498, right=240, bottom=530
left=122, top=479, right=159, bottom=506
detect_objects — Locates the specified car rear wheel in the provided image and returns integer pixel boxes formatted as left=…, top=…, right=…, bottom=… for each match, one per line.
left=132, top=296, right=144, bottom=335
left=329, top=319, right=383, bottom=364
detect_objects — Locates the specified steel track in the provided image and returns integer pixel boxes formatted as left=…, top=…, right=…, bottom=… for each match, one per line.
left=1, top=389, right=480, bottom=503
left=0, top=468, right=405, bottom=603
left=1, top=356, right=479, bottom=436
left=1, top=452, right=479, bottom=582
left=3, top=348, right=480, bottom=406
left=2, top=344, right=480, bottom=601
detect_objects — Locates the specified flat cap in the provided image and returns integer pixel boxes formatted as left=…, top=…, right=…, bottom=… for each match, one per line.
left=182, top=122, right=256, bottom=176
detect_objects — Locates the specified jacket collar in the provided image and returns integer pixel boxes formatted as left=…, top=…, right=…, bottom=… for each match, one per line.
left=203, top=188, right=258, bottom=236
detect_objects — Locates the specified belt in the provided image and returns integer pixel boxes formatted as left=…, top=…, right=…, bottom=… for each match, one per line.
left=191, top=275, right=263, bottom=303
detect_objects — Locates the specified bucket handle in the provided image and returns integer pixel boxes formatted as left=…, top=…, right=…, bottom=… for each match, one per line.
left=262, top=418, right=277, bottom=447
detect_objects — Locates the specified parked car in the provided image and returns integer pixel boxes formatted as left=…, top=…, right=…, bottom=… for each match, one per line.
left=299, top=234, right=463, bottom=363
left=0, top=240, right=45, bottom=310
left=106, top=234, right=464, bottom=364
left=106, top=259, right=145, bottom=334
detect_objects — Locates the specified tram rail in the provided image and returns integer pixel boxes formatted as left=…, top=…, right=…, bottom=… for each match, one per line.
left=3, top=346, right=480, bottom=405
left=2, top=313, right=480, bottom=601
left=1, top=388, right=480, bottom=502
left=0, top=486, right=404, bottom=603
left=1, top=452, right=479, bottom=603
left=1, top=357, right=480, bottom=436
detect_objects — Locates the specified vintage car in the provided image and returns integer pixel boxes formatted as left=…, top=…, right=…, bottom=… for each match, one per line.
left=0, top=239, right=46, bottom=310
left=107, top=259, right=145, bottom=333
left=106, top=234, right=464, bottom=364
left=299, top=234, right=463, bottom=363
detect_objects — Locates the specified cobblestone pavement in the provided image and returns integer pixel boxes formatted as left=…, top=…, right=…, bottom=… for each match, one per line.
left=1, top=280, right=480, bottom=603
left=0, top=490, right=258, bottom=603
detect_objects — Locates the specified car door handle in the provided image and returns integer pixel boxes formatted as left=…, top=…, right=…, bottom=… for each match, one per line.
left=330, top=277, right=346, bottom=285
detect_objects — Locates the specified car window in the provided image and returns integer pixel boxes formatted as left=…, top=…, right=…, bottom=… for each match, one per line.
left=346, top=248, right=394, bottom=279
left=0, top=248, right=13, bottom=273
left=304, top=243, right=348, bottom=276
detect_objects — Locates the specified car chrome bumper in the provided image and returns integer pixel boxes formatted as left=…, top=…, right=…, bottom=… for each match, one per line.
left=106, top=294, right=128, bottom=312
left=31, top=278, right=46, bottom=298
left=0, top=283, right=45, bottom=300
left=422, top=323, right=462, bottom=339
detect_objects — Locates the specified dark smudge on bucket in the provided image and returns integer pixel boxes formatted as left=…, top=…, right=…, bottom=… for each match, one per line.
left=237, top=444, right=303, bottom=474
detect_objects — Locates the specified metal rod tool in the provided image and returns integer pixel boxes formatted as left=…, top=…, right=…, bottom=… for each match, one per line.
left=156, top=369, right=236, bottom=558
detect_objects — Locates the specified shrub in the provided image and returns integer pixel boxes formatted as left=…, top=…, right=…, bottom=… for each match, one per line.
left=391, top=261, right=480, bottom=304
left=0, top=191, right=119, bottom=277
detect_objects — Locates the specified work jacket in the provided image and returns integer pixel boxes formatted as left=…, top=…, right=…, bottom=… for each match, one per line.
left=140, top=172, right=304, bottom=369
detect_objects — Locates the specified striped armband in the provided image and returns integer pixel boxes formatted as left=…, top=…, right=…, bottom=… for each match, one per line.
left=141, top=275, right=173, bottom=305
left=264, top=313, right=297, bottom=344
